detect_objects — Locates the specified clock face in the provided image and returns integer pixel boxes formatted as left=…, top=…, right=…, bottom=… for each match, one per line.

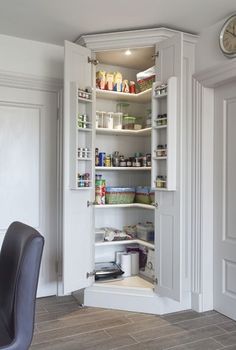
left=220, top=15, right=236, bottom=57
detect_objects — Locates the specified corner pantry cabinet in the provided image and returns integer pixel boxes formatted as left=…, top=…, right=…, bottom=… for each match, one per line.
left=63, top=28, right=197, bottom=314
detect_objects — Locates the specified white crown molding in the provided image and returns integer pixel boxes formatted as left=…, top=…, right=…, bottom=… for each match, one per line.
left=76, top=27, right=198, bottom=51
left=0, top=70, right=62, bottom=92
left=194, top=59, right=236, bottom=88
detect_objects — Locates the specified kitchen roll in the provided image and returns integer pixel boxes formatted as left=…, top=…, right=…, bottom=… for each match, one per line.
left=121, top=253, right=132, bottom=277
left=130, top=251, right=139, bottom=275
left=115, top=251, right=126, bottom=266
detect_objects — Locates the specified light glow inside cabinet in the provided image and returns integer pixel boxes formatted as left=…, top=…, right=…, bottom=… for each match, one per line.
left=151, top=77, right=177, bottom=191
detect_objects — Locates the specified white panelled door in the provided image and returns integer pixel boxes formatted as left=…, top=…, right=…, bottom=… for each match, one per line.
left=214, top=81, right=236, bottom=320
left=0, top=85, right=58, bottom=297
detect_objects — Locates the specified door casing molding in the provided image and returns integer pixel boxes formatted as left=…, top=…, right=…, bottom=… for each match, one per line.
left=192, top=60, right=236, bottom=311
left=0, top=69, right=63, bottom=296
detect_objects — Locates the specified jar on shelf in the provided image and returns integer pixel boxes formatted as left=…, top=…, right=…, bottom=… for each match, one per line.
left=105, top=155, right=111, bottom=167
left=96, top=111, right=105, bottom=128
left=112, top=151, right=120, bottom=167
left=119, top=155, right=126, bottom=167
left=104, top=112, right=114, bottom=129
left=156, top=145, right=164, bottom=157
left=123, top=116, right=136, bottom=130
left=113, top=112, right=123, bottom=130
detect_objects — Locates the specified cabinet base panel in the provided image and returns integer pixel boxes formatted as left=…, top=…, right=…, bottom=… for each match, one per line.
left=95, top=276, right=153, bottom=289
left=83, top=285, right=191, bottom=315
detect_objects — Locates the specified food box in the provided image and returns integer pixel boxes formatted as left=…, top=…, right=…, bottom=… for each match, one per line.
left=137, top=75, right=155, bottom=92
left=105, top=187, right=135, bottom=204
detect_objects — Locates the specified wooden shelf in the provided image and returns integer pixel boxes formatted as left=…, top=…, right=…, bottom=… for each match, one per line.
left=95, top=167, right=151, bottom=171
left=95, top=203, right=155, bottom=210
left=78, top=97, right=92, bottom=103
left=153, top=125, right=167, bottom=130
left=152, top=157, right=167, bottom=160
left=153, top=92, right=167, bottom=99
left=96, top=127, right=151, bottom=136
left=95, top=239, right=154, bottom=249
left=96, top=88, right=152, bottom=103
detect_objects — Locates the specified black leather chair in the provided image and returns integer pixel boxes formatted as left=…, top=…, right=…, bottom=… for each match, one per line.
left=0, top=222, right=44, bottom=350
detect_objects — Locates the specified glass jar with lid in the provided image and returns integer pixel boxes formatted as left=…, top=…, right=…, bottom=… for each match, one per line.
left=113, top=112, right=123, bottom=130
left=104, top=112, right=114, bottom=129
left=123, top=116, right=136, bottom=130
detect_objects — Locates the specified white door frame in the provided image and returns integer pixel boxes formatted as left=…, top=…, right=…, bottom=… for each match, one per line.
left=0, top=70, right=63, bottom=295
left=192, top=60, right=236, bottom=312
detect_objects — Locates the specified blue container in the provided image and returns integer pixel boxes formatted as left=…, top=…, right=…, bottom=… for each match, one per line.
left=98, top=152, right=106, bottom=167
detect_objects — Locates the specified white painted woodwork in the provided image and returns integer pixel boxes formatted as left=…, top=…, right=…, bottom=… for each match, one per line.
left=214, top=81, right=236, bottom=320
left=152, top=77, right=177, bottom=191
left=0, top=85, right=58, bottom=297
left=63, top=41, right=95, bottom=294
left=64, top=29, right=197, bottom=312
left=96, top=88, right=152, bottom=103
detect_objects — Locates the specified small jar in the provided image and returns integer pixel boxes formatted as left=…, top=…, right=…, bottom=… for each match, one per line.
left=146, top=154, right=151, bottom=167
left=156, top=176, right=163, bottom=188
left=142, top=156, right=147, bottom=167
left=156, top=115, right=163, bottom=126
left=105, top=155, right=111, bottom=167
left=112, top=151, right=120, bottom=167
left=126, top=158, right=132, bottom=167
left=78, top=147, right=83, bottom=158
left=156, top=145, right=164, bottom=157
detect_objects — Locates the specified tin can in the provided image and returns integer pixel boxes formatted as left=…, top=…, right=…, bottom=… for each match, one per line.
left=98, top=152, right=106, bottom=167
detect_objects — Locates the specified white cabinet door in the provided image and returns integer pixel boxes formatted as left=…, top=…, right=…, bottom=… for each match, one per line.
left=154, top=34, right=182, bottom=301
left=63, top=41, right=95, bottom=294
left=155, top=191, right=181, bottom=301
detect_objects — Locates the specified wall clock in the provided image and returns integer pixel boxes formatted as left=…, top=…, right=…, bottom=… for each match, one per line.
left=219, top=14, right=236, bottom=58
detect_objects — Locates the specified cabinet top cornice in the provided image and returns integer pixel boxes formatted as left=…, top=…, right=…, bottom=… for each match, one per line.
left=76, top=27, right=198, bottom=51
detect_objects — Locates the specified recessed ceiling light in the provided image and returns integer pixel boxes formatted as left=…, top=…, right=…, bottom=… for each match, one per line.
left=125, top=49, right=132, bottom=56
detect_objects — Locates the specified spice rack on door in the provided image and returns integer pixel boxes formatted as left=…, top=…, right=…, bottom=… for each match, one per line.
left=151, top=77, right=177, bottom=191
left=69, top=82, right=95, bottom=190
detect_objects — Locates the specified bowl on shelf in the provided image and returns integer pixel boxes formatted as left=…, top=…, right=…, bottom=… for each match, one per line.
left=105, top=187, right=135, bottom=204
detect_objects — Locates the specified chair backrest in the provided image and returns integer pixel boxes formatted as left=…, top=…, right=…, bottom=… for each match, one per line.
left=0, top=222, right=44, bottom=349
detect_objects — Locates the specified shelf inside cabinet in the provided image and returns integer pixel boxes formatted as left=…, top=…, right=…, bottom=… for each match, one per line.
left=153, top=125, right=167, bottom=130
left=78, top=97, right=92, bottom=103
left=96, top=88, right=152, bottom=103
left=77, top=127, right=92, bottom=132
left=96, top=127, right=151, bottom=136
left=95, top=203, right=155, bottom=210
left=95, top=239, right=154, bottom=249
left=95, top=167, right=151, bottom=171
left=153, top=157, right=167, bottom=160
left=153, top=92, right=167, bottom=99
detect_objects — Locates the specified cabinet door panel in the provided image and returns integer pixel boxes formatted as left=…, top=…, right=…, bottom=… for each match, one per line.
left=155, top=191, right=180, bottom=301
left=154, top=34, right=182, bottom=301
left=63, top=41, right=95, bottom=294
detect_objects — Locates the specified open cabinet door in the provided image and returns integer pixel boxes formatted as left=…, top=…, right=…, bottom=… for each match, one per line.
left=154, top=34, right=182, bottom=301
left=63, top=41, right=95, bottom=294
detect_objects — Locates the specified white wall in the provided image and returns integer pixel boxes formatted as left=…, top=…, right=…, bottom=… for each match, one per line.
left=195, top=16, right=235, bottom=73
left=0, top=34, right=63, bottom=79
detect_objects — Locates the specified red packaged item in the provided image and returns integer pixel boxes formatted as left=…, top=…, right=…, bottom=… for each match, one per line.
left=129, top=81, right=136, bottom=94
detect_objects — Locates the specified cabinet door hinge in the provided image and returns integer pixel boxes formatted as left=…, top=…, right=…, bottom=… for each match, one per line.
left=87, top=200, right=96, bottom=207
left=86, top=270, right=96, bottom=278
left=152, top=51, right=159, bottom=59
left=88, top=57, right=99, bottom=65
left=154, top=277, right=158, bottom=285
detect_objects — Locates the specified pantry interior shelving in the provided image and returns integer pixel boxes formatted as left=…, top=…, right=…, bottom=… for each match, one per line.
left=95, top=166, right=151, bottom=171
left=96, top=87, right=152, bottom=103
left=95, top=239, right=155, bottom=249
left=94, top=203, right=155, bottom=209
left=95, top=127, right=151, bottom=136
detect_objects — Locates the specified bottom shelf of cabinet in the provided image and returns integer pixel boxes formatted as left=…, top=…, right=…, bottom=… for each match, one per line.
left=95, top=203, right=155, bottom=210
left=95, top=275, right=154, bottom=290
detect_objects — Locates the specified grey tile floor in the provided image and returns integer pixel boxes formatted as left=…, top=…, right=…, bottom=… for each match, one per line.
left=31, top=296, right=236, bottom=350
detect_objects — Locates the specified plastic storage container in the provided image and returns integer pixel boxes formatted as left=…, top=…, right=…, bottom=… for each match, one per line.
left=113, top=112, right=123, bottom=130
left=136, top=223, right=154, bottom=242
left=104, top=112, right=114, bottom=129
